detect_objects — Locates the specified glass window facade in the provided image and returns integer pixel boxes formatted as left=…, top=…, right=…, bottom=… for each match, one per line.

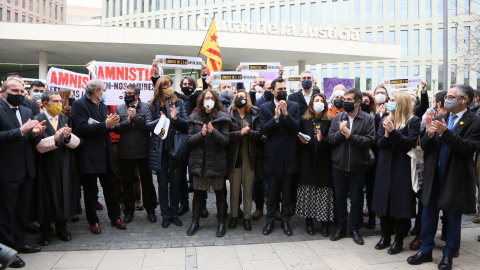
left=438, top=28, right=443, bottom=54
left=390, top=66, right=395, bottom=77
left=355, top=67, right=361, bottom=88
left=355, top=0, right=360, bottom=22
left=366, top=67, right=372, bottom=90
left=378, top=67, right=384, bottom=83
left=321, top=2, right=327, bottom=25
left=413, top=65, right=419, bottom=76
left=400, top=66, right=408, bottom=76
left=400, top=0, right=408, bottom=20
left=365, top=32, right=372, bottom=42
left=401, top=30, right=408, bottom=55
left=413, top=0, right=419, bottom=18
left=344, top=67, right=350, bottom=78
left=464, top=26, right=470, bottom=52
left=289, top=4, right=295, bottom=25
left=343, top=0, right=349, bottom=23
left=365, top=0, right=371, bottom=21
left=332, top=1, right=338, bottom=24
left=451, top=27, right=457, bottom=53
left=270, top=6, right=274, bottom=23
left=250, top=8, right=255, bottom=30
left=426, top=65, right=432, bottom=85
left=378, top=31, right=384, bottom=43
left=389, top=0, right=395, bottom=20
left=451, top=0, right=457, bottom=16
left=413, top=29, right=419, bottom=55
left=280, top=5, right=284, bottom=22
left=377, top=0, right=383, bottom=20
left=300, top=4, right=305, bottom=25
left=389, top=30, right=395, bottom=44
left=426, top=29, right=432, bottom=54
left=311, top=3, right=316, bottom=25
left=426, top=0, right=431, bottom=17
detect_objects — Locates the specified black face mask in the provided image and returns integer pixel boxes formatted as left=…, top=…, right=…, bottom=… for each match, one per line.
left=68, top=97, right=76, bottom=106
left=276, top=91, right=287, bottom=101
left=258, top=83, right=265, bottom=88
left=234, top=97, right=247, bottom=108
left=333, top=99, right=344, bottom=109
left=264, top=90, right=273, bottom=101
left=124, top=95, right=136, bottom=105
left=181, top=86, right=194, bottom=95
left=6, top=93, right=25, bottom=107
left=360, top=101, right=370, bottom=112
left=343, top=101, right=356, bottom=113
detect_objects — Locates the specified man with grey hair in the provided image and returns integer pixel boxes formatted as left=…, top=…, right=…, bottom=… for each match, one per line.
left=288, top=71, right=319, bottom=115
left=71, top=79, right=126, bottom=235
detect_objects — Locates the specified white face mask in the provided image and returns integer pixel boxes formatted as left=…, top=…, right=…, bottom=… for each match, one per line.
left=375, top=94, right=386, bottom=104
left=313, top=101, right=325, bottom=113
left=255, top=92, right=263, bottom=100
left=204, top=99, right=215, bottom=110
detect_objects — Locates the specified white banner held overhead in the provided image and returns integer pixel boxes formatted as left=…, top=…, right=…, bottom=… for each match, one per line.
left=46, top=67, right=89, bottom=98
left=211, top=72, right=257, bottom=83
left=155, top=55, right=203, bottom=69
left=382, top=76, right=422, bottom=94
left=89, top=61, right=155, bottom=106
left=240, top=62, right=281, bottom=73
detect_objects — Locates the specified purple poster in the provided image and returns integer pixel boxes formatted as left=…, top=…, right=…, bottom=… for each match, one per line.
left=261, top=72, right=279, bottom=81
left=323, top=78, right=355, bottom=99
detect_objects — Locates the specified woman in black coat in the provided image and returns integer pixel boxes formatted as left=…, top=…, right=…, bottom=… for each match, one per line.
left=372, top=91, right=421, bottom=255
left=145, top=76, right=188, bottom=228
left=186, top=89, right=230, bottom=237
left=296, top=93, right=334, bottom=237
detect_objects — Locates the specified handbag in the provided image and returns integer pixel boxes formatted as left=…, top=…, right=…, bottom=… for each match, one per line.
left=165, top=101, right=189, bottom=160
left=408, top=136, right=424, bottom=193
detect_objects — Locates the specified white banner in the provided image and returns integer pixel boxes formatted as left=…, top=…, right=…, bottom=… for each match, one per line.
left=155, top=55, right=203, bottom=69
left=240, top=62, right=281, bottom=73
left=46, top=67, right=89, bottom=98
left=285, top=76, right=301, bottom=83
left=211, top=71, right=256, bottom=83
left=382, top=76, right=422, bottom=94
left=23, top=78, right=47, bottom=89
left=89, top=61, right=155, bottom=106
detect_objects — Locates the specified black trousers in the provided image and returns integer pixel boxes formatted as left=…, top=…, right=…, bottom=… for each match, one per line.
left=266, top=174, right=294, bottom=220
left=0, top=173, right=33, bottom=249
left=39, top=221, right=67, bottom=236
left=119, top=158, right=157, bottom=215
left=380, top=216, right=411, bottom=242
left=365, top=166, right=376, bottom=219
left=82, top=172, right=121, bottom=225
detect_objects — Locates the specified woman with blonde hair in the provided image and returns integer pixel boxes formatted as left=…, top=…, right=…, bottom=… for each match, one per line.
left=226, top=89, right=261, bottom=231
left=145, top=76, right=188, bottom=228
left=297, top=93, right=334, bottom=236
left=372, top=91, right=421, bottom=255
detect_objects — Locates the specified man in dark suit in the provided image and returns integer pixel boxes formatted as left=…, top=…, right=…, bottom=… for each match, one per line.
left=4, top=75, right=41, bottom=116
left=260, top=77, right=300, bottom=236
left=0, top=79, right=47, bottom=268
left=71, top=79, right=126, bottom=235
left=287, top=71, right=319, bottom=116
left=408, top=84, right=480, bottom=270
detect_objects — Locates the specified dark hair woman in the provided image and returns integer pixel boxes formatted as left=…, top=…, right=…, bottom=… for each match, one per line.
left=58, top=88, right=75, bottom=117
left=226, top=90, right=261, bottom=231
left=186, top=89, right=231, bottom=237
left=372, top=91, right=421, bottom=255
left=145, top=76, right=188, bottom=228
left=297, top=93, right=334, bottom=236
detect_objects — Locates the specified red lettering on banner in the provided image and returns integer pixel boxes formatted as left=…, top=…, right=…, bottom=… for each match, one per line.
left=82, top=77, right=89, bottom=88
left=97, top=66, right=104, bottom=79
left=116, top=67, right=125, bottom=80
left=129, top=68, right=137, bottom=81
left=105, top=66, right=116, bottom=80
left=136, top=68, right=144, bottom=81
left=68, top=74, right=77, bottom=88
left=59, top=72, right=69, bottom=85
left=50, top=71, right=58, bottom=84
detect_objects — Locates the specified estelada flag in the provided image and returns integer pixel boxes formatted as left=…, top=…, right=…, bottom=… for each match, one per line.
left=200, top=18, right=222, bottom=75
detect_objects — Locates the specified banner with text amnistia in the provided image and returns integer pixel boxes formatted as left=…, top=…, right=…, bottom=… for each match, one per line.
left=91, top=61, right=155, bottom=106
left=46, top=67, right=89, bottom=98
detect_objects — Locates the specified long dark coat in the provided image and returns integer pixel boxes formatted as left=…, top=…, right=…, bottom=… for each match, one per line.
left=187, top=111, right=230, bottom=178
left=420, top=110, right=480, bottom=213
left=34, top=113, right=80, bottom=224
left=298, top=118, right=332, bottom=187
left=372, top=116, right=421, bottom=219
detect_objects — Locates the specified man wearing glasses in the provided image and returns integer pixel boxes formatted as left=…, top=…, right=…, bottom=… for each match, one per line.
left=408, top=84, right=480, bottom=270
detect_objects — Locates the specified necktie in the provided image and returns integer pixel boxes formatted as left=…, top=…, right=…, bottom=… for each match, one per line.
left=51, top=117, right=57, bottom=130
left=447, top=114, right=458, bottom=130
left=12, top=108, right=22, bottom=126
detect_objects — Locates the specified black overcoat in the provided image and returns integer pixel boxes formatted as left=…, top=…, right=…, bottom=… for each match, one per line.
left=372, top=116, right=421, bottom=218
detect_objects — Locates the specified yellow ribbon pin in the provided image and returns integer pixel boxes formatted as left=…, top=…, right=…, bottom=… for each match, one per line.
left=460, top=121, right=464, bottom=125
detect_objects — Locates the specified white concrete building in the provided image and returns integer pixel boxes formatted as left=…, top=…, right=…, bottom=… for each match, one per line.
left=101, top=0, right=480, bottom=92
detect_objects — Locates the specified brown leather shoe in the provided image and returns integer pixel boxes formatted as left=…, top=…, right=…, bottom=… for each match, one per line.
left=454, top=251, right=460, bottom=258
left=275, top=210, right=281, bottom=221
left=252, top=209, right=263, bottom=220
left=111, top=218, right=126, bottom=229
left=472, top=213, right=480, bottom=223
left=90, top=223, right=102, bottom=234
left=409, top=236, right=421, bottom=251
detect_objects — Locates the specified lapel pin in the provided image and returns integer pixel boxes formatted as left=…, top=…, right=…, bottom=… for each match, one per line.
left=460, top=121, right=464, bottom=125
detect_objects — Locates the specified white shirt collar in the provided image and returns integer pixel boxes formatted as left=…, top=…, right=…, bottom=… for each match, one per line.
left=3, top=98, right=18, bottom=109
left=452, top=108, right=467, bottom=119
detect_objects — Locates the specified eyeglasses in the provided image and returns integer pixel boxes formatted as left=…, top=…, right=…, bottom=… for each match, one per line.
left=444, top=95, right=465, bottom=101
left=122, top=91, right=135, bottom=96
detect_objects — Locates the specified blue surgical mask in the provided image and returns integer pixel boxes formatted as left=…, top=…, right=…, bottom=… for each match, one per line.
left=98, top=91, right=107, bottom=102
left=32, top=92, right=43, bottom=100
left=387, top=101, right=396, bottom=112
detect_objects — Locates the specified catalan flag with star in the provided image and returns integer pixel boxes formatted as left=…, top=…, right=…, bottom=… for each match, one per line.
left=200, top=18, right=222, bottom=75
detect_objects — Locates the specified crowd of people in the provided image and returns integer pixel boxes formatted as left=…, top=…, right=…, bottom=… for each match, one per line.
left=0, top=61, right=480, bottom=269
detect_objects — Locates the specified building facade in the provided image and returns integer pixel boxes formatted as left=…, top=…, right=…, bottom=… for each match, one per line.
left=67, top=5, right=102, bottom=24
left=102, top=0, right=480, bottom=92
left=0, top=0, right=66, bottom=24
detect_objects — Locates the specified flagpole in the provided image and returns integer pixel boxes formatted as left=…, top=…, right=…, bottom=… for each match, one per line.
left=189, top=15, right=215, bottom=76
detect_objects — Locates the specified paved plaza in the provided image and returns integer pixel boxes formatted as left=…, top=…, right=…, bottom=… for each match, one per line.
left=21, top=178, right=480, bottom=269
